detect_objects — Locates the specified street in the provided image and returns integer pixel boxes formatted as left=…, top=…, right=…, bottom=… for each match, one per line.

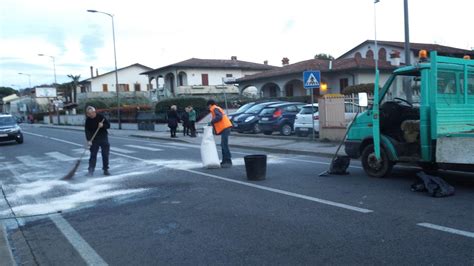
left=1, top=125, right=473, bottom=265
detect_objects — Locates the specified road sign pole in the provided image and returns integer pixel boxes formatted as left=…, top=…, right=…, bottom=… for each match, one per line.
left=311, top=90, right=315, bottom=141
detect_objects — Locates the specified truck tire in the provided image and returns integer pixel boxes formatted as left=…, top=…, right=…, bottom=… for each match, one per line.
left=361, top=144, right=393, bottom=178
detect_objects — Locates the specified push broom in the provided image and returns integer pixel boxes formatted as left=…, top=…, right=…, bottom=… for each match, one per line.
left=61, top=119, right=104, bottom=180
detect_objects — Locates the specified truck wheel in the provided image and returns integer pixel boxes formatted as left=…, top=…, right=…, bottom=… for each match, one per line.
left=361, top=144, right=393, bottom=178
left=280, top=124, right=292, bottom=136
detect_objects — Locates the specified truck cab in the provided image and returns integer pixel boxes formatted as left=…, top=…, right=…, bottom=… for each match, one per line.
left=345, top=51, right=474, bottom=177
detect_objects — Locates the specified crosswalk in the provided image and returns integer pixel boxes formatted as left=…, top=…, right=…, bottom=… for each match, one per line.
left=1, top=142, right=196, bottom=171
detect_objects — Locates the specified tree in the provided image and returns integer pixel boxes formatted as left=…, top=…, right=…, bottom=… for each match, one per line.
left=0, top=87, right=18, bottom=98
left=314, top=53, right=335, bottom=60
left=67, top=75, right=81, bottom=103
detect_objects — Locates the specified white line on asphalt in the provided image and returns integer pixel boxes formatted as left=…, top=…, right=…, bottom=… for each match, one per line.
left=110, top=147, right=135, bottom=154
left=24, top=131, right=82, bottom=147
left=0, top=156, right=5, bottom=161
left=23, top=131, right=374, bottom=214
left=125, top=144, right=163, bottom=151
left=149, top=143, right=186, bottom=150
left=45, top=152, right=76, bottom=161
left=165, top=142, right=201, bottom=148
left=16, top=155, right=41, bottom=166
left=50, top=215, right=108, bottom=265
left=417, top=223, right=474, bottom=239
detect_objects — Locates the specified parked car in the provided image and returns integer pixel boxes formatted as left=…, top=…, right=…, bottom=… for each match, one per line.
left=232, top=101, right=281, bottom=133
left=0, top=114, right=24, bottom=144
left=228, top=102, right=257, bottom=127
left=259, top=102, right=306, bottom=136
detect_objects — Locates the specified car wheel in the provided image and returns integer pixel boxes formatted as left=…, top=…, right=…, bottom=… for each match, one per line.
left=263, top=131, right=272, bottom=135
left=16, top=134, right=24, bottom=144
left=280, top=124, right=292, bottom=136
left=361, top=144, right=393, bottom=178
left=252, top=123, right=261, bottom=134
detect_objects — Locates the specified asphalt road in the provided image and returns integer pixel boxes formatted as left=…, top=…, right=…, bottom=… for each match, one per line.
left=1, top=125, right=473, bottom=265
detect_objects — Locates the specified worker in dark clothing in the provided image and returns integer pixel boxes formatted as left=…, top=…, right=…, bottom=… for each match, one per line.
left=85, top=106, right=111, bottom=176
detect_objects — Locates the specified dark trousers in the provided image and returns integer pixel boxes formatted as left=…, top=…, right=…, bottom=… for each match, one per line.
left=89, top=140, right=110, bottom=171
left=189, top=121, right=196, bottom=136
left=170, top=126, right=177, bottom=137
left=183, top=122, right=189, bottom=136
left=221, top=128, right=231, bottom=162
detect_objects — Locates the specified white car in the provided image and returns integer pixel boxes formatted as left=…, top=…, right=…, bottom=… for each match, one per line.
left=294, top=104, right=319, bottom=137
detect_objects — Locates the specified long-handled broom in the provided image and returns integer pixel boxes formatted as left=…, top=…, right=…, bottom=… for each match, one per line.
left=61, top=119, right=104, bottom=180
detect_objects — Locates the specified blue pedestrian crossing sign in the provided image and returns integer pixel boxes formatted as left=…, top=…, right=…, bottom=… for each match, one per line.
left=303, top=70, right=321, bottom=89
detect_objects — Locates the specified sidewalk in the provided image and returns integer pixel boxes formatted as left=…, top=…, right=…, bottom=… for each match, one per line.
left=27, top=123, right=345, bottom=158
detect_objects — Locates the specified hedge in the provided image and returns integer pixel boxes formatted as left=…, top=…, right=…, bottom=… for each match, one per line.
left=155, top=97, right=209, bottom=123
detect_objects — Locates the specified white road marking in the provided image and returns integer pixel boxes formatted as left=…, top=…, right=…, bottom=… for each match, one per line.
left=16, top=155, right=41, bottom=166
left=45, top=152, right=76, bottom=161
left=149, top=143, right=186, bottom=150
left=417, top=223, right=474, bottom=239
left=110, top=147, right=135, bottom=154
left=0, top=156, right=5, bottom=161
left=24, top=131, right=82, bottom=147
left=165, top=142, right=200, bottom=149
left=125, top=144, right=163, bottom=151
left=22, top=131, right=374, bottom=214
left=50, top=215, right=108, bottom=265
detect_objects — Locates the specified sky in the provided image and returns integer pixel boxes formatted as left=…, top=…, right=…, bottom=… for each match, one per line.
left=1, top=0, right=473, bottom=89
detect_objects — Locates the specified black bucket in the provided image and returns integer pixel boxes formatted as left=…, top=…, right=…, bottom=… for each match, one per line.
left=244, top=155, right=267, bottom=180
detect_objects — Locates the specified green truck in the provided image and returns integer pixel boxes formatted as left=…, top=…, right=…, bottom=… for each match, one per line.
left=345, top=51, right=474, bottom=177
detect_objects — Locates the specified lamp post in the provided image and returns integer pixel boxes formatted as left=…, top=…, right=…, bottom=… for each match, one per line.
left=87, top=9, right=121, bottom=129
left=38, top=54, right=57, bottom=84
left=372, top=0, right=381, bottom=160
left=403, top=0, right=413, bottom=103
left=18, top=72, right=31, bottom=88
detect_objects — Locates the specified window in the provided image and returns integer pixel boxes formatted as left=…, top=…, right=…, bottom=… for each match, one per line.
left=354, top=52, right=362, bottom=59
left=366, top=49, right=374, bottom=59
left=146, top=84, right=152, bottom=91
left=179, top=75, right=184, bottom=86
left=201, top=74, right=209, bottom=86
left=102, top=84, right=108, bottom=92
left=340, top=78, right=349, bottom=91
left=285, top=105, right=297, bottom=112
left=378, top=48, right=387, bottom=61
left=134, top=83, right=141, bottom=92
left=437, top=71, right=457, bottom=94
left=119, top=84, right=130, bottom=92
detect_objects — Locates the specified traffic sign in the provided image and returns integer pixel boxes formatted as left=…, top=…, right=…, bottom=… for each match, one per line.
left=303, top=71, right=321, bottom=89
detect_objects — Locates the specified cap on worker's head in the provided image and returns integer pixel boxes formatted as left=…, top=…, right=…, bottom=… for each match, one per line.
left=206, top=99, right=216, bottom=106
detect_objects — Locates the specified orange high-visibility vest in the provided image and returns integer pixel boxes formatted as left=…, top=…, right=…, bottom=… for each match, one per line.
left=210, top=105, right=232, bottom=134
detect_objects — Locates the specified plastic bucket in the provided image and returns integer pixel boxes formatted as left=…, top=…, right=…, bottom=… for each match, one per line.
left=244, top=155, right=267, bottom=180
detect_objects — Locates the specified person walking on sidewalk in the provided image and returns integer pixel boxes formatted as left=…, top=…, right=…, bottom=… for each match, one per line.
left=182, top=107, right=190, bottom=136
left=167, top=105, right=180, bottom=138
left=207, top=99, right=233, bottom=167
left=188, top=105, right=197, bottom=137
left=85, top=106, right=111, bottom=176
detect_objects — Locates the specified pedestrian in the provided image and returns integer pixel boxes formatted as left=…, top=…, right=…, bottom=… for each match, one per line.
left=182, top=107, right=190, bottom=136
left=188, top=105, right=197, bottom=137
left=167, top=105, right=180, bottom=138
left=85, top=106, right=111, bottom=176
left=207, top=99, right=233, bottom=167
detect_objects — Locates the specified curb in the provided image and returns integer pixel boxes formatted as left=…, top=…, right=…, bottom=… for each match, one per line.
left=0, top=224, right=15, bottom=266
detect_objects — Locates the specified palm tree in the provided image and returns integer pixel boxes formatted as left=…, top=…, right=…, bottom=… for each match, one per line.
left=67, top=75, right=81, bottom=103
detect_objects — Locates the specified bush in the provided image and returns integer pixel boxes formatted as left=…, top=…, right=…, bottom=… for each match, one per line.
left=79, top=100, right=108, bottom=113
left=155, top=97, right=208, bottom=123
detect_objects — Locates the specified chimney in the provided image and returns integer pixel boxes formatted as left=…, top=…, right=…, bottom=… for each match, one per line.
left=389, top=50, right=401, bottom=66
left=231, top=56, right=237, bottom=61
left=90, top=66, right=94, bottom=78
left=264, top=60, right=268, bottom=65
left=282, top=57, right=290, bottom=66
left=96, top=68, right=99, bottom=77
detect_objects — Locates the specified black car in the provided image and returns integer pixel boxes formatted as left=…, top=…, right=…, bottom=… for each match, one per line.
left=0, top=114, right=24, bottom=144
left=228, top=102, right=257, bottom=127
left=258, top=102, right=306, bottom=136
left=232, top=101, right=281, bottom=133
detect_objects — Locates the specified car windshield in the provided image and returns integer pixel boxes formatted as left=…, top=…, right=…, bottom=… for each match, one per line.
left=299, top=106, right=318, bottom=114
left=0, top=117, right=16, bottom=126
left=235, top=103, right=253, bottom=113
left=260, top=107, right=276, bottom=115
left=245, top=103, right=272, bottom=114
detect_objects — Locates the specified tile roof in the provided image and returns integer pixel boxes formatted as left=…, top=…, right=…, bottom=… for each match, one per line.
left=141, top=58, right=277, bottom=75
left=236, top=57, right=396, bottom=82
left=338, top=40, right=474, bottom=59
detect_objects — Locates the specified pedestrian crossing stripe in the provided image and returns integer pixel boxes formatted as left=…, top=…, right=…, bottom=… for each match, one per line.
left=150, top=143, right=186, bottom=150
left=125, top=145, right=163, bottom=152
left=45, top=152, right=76, bottom=161
left=305, top=73, right=320, bottom=87
left=16, top=155, right=42, bottom=166
left=110, top=147, right=135, bottom=154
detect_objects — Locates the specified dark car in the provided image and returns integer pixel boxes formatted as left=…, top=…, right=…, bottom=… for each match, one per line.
left=258, top=102, right=306, bottom=136
left=0, top=114, right=24, bottom=144
left=228, top=102, right=257, bottom=127
left=232, top=101, right=281, bottom=133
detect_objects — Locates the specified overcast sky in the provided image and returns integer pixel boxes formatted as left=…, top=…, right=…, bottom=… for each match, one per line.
left=1, top=0, right=472, bottom=89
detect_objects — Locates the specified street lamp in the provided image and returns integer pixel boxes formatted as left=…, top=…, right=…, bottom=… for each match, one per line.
left=87, top=9, right=121, bottom=129
left=38, top=54, right=57, bottom=84
left=18, top=72, right=31, bottom=88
